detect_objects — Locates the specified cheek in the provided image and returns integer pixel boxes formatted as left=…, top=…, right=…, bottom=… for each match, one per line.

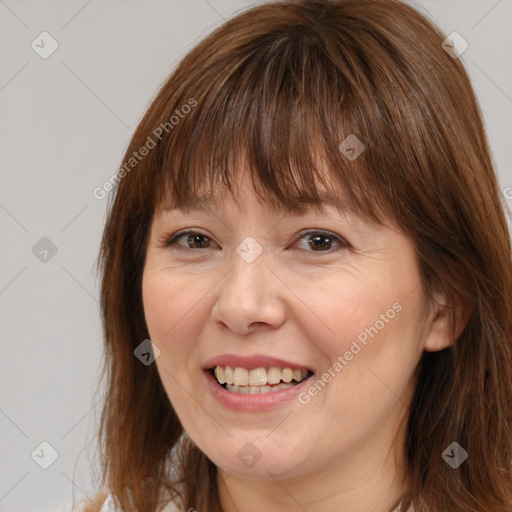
left=142, top=268, right=201, bottom=378
left=296, top=285, right=426, bottom=450
left=142, top=275, right=169, bottom=338
left=301, top=266, right=426, bottom=384
left=142, top=264, right=223, bottom=378
left=142, top=267, right=202, bottom=339
left=304, top=281, right=399, bottom=352
left=142, top=268, right=205, bottom=417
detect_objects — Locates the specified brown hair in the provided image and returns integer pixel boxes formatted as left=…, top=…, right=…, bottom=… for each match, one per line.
left=79, top=0, right=512, bottom=511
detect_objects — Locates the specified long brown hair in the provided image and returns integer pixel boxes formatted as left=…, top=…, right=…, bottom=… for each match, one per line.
left=78, top=1, right=512, bottom=511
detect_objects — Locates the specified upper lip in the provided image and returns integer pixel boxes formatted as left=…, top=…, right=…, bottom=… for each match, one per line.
left=203, top=354, right=313, bottom=372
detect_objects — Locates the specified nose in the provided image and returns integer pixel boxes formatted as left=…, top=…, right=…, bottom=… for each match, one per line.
left=211, top=246, right=286, bottom=335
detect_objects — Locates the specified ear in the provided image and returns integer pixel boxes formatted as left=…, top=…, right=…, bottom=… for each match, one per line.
left=423, top=286, right=472, bottom=352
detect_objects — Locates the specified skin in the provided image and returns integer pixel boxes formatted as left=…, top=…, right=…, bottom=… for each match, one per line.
left=142, top=169, right=457, bottom=512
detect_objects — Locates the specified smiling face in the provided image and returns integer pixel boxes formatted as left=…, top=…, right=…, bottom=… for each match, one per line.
left=142, top=169, right=446, bottom=487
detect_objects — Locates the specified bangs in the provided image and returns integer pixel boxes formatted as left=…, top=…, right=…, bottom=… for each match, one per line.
left=147, top=24, right=394, bottom=223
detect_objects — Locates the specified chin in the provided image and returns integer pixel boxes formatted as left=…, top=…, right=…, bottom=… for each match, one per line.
left=201, top=438, right=311, bottom=480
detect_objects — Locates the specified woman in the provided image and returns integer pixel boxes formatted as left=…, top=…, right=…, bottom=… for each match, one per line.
left=77, top=0, right=512, bottom=511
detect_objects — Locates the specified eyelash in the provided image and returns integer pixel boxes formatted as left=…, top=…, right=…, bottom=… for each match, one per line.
left=164, top=229, right=350, bottom=253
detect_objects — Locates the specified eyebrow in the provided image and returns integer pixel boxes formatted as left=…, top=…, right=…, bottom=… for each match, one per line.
left=160, top=191, right=351, bottom=216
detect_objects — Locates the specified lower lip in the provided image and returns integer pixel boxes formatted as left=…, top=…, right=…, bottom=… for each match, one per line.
left=204, top=370, right=314, bottom=411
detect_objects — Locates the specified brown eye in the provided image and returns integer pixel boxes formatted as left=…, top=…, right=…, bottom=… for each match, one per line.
left=165, top=229, right=349, bottom=253
left=297, top=231, right=348, bottom=252
left=185, top=233, right=210, bottom=249
left=308, top=234, right=333, bottom=251
left=166, top=230, right=212, bottom=249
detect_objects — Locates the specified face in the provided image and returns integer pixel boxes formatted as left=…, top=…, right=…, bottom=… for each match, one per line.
left=142, top=170, right=441, bottom=482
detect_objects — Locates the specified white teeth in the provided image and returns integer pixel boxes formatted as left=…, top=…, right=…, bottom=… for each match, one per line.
left=225, top=382, right=297, bottom=394
left=233, top=367, right=249, bottom=386
left=282, top=368, right=293, bottom=383
left=249, top=367, right=267, bottom=386
left=213, top=365, right=310, bottom=392
left=267, top=367, right=282, bottom=385
left=214, top=366, right=225, bottom=384
left=225, top=366, right=234, bottom=385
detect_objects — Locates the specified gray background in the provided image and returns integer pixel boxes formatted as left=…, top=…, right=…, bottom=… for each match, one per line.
left=1, top=1, right=511, bottom=510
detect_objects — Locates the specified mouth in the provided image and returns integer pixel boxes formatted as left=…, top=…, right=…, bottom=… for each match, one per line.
left=209, top=365, right=314, bottom=394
